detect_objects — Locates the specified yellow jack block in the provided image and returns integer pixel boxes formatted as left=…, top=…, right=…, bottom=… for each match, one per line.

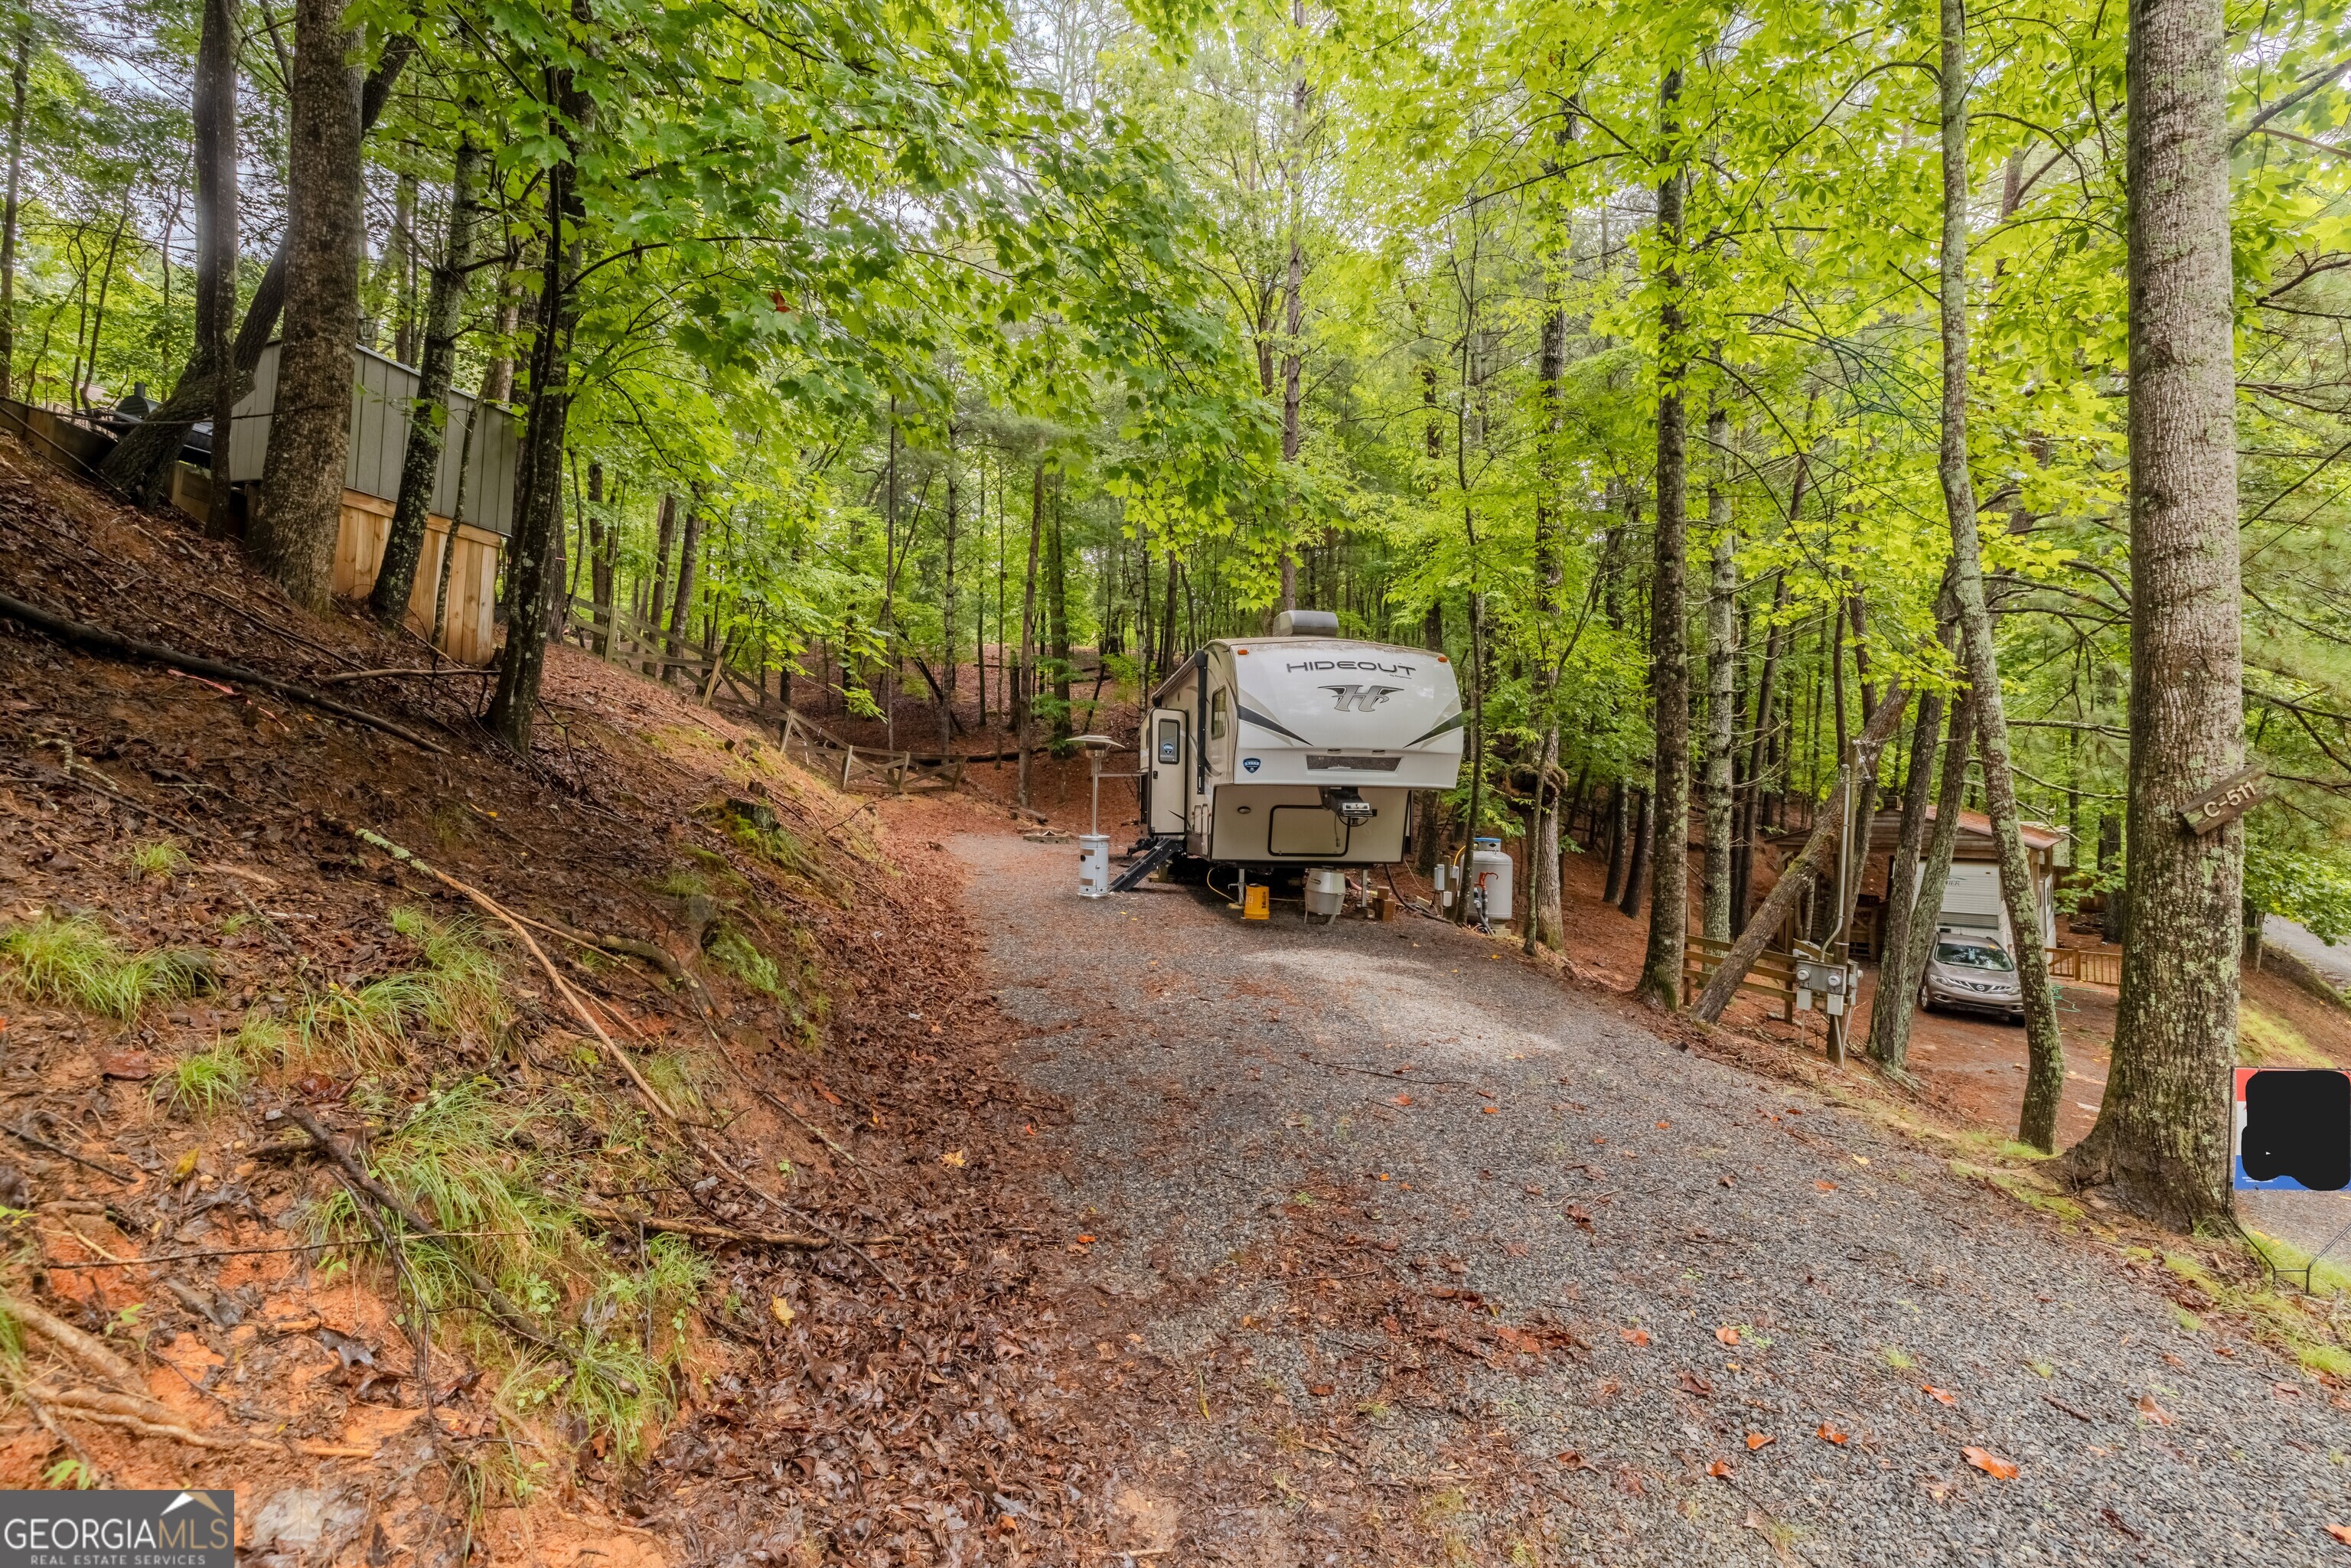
left=1242, top=884, right=1270, bottom=921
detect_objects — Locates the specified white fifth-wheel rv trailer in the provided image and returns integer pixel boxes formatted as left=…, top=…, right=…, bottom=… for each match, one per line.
left=1119, top=610, right=1466, bottom=898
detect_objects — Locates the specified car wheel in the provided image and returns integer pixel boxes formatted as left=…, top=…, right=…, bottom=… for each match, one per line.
left=1917, top=983, right=1934, bottom=1014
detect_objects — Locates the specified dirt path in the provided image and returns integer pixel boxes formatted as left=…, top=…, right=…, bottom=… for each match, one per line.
left=957, top=830, right=2351, bottom=1566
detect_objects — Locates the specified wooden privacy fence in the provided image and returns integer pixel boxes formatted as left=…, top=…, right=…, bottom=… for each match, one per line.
left=2045, top=946, right=2122, bottom=987
left=1685, top=935, right=1800, bottom=1023
left=778, top=709, right=966, bottom=795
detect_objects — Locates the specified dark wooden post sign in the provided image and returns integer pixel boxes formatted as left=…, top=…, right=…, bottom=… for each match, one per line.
left=2179, top=762, right=2268, bottom=836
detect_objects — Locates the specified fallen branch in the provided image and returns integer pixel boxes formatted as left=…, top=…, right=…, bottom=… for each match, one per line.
left=0, top=1293, right=141, bottom=1387
left=8, top=1122, right=138, bottom=1185
left=314, top=666, right=494, bottom=686
left=575, top=1200, right=826, bottom=1250
left=0, top=590, right=449, bottom=755
left=43, top=1388, right=373, bottom=1457
left=339, top=824, right=679, bottom=1119
left=285, top=1106, right=637, bottom=1397
left=1691, top=684, right=1909, bottom=1023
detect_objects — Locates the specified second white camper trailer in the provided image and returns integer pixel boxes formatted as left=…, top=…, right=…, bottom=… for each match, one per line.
left=1120, top=611, right=1465, bottom=894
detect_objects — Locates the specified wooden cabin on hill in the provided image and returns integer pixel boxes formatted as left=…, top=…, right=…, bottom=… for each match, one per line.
left=218, top=343, right=521, bottom=664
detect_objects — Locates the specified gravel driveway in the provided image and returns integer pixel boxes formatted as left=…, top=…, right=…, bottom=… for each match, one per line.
left=958, top=832, right=2351, bottom=1565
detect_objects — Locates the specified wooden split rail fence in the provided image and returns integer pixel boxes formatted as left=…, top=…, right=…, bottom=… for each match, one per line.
left=565, top=601, right=719, bottom=690
left=1684, top=935, right=1802, bottom=1023
left=778, top=710, right=967, bottom=796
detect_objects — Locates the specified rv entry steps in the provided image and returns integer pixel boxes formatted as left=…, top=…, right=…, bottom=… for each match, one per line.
left=1111, top=836, right=1182, bottom=892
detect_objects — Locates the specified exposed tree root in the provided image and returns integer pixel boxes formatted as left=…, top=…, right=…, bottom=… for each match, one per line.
left=0, top=589, right=450, bottom=754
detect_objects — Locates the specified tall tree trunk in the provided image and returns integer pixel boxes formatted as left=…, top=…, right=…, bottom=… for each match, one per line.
left=1277, top=0, right=1306, bottom=614
left=1524, top=726, right=1561, bottom=954
left=2060, top=0, right=2243, bottom=1224
left=388, top=169, right=417, bottom=362
left=644, top=493, right=676, bottom=676
left=1637, top=65, right=1691, bottom=1007
left=431, top=394, right=480, bottom=654
left=1732, top=567, right=1791, bottom=931
left=1933, top=0, right=2066, bottom=1149
left=1702, top=406, right=1737, bottom=942
left=1413, top=599, right=1445, bottom=875
left=191, top=0, right=237, bottom=481
left=370, top=132, right=480, bottom=626
left=1016, top=461, right=1043, bottom=808
left=486, top=11, right=590, bottom=749
left=0, top=18, right=27, bottom=402
left=1046, top=476, right=1071, bottom=744
left=1873, top=676, right=1975, bottom=1071
left=1618, top=787, right=1653, bottom=918
left=1527, top=227, right=1568, bottom=954
left=1603, top=781, right=1630, bottom=905
left=666, top=494, right=704, bottom=686
left=1694, top=686, right=1910, bottom=1022
left=588, top=460, right=614, bottom=656
left=99, top=37, right=413, bottom=504
left=249, top=0, right=365, bottom=611
left=481, top=270, right=520, bottom=403
left=940, top=419, right=958, bottom=751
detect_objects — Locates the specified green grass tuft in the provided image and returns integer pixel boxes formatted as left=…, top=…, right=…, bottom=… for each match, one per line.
left=298, top=911, right=510, bottom=1067
left=313, top=1077, right=709, bottom=1461
left=162, top=1048, right=249, bottom=1117
left=1, top=914, right=202, bottom=1020
left=128, top=839, right=191, bottom=879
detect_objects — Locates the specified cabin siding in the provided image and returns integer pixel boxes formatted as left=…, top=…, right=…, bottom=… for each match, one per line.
left=217, top=341, right=517, bottom=664
left=227, top=341, right=520, bottom=537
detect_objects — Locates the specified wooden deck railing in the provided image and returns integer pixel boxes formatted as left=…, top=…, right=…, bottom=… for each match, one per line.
left=2046, top=946, right=2122, bottom=987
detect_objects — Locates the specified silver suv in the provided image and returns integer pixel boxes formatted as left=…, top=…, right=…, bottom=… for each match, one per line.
left=1917, top=930, right=2025, bottom=1025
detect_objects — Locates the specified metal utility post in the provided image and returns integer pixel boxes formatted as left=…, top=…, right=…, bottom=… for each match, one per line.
left=1069, top=734, right=1123, bottom=897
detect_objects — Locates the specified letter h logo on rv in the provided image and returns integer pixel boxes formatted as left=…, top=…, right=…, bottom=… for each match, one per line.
left=1323, top=684, right=1400, bottom=712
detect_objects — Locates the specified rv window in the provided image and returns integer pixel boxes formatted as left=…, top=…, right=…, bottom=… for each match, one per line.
left=1211, top=691, right=1228, bottom=741
left=1156, top=718, right=1181, bottom=764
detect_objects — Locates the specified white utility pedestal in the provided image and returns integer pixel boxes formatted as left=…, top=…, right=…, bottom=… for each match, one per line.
left=1078, top=835, right=1110, bottom=898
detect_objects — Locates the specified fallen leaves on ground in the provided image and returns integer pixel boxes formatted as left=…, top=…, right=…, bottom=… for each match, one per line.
left=1676, top=1370, right=1714, bottom=1396
left=1963, top=1446, right=2018, bottom=1479
left=1707, top=1459, right=1733, bottom=1478
left=1923, top=1385, right=1955, bottom=1404
left=2136, top=1394, right=2174, bottom=1426
left=1815, top=1179, right=1837, bottom=1191
left=1816, top=1424, right=1848, bottom=1445
left=2323, top=1522, right=2351, bottom=1546
left=1620, top=1327, right=1650, bottom=1346
left=1716, top=1325, right=1741, bottom=1346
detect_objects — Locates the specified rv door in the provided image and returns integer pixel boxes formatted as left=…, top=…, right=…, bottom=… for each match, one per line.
left=1148, top=709, right=1189, bottom=836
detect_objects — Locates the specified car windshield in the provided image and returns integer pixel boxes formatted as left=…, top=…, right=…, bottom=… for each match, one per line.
left=1935, top=940, right=2014, bottom=971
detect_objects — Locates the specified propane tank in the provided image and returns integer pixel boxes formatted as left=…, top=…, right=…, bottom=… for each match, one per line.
left=1470, top=838, right=1513, bottom=923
